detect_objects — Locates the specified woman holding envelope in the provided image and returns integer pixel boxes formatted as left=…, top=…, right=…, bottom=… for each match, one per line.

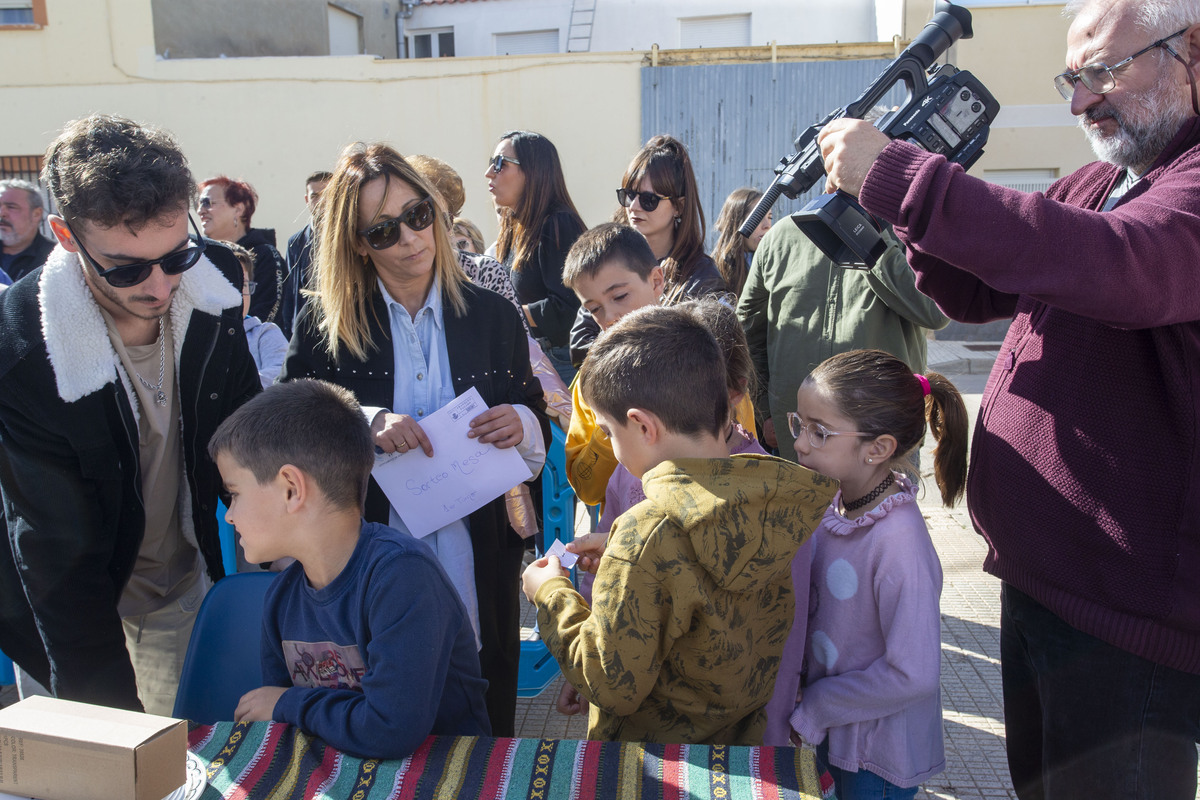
left=281, top=142, right=550, bottom=737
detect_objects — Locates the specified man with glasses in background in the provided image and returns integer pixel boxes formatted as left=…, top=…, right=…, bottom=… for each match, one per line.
left=0, top=114, right=260, bottom=714
left=816, top=0, right=1200, bottom=797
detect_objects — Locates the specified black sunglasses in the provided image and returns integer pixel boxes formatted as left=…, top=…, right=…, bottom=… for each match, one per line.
left=488, top=154, right=521, bottom=174
left=358, top=197, right=437, bottom=251
left=616, top=187, right=675, bottom=213
left=68, top=215, right=207, bottom=289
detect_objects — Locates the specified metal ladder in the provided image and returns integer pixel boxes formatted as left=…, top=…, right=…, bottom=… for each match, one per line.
left=566, top=0, right=596, bottom=53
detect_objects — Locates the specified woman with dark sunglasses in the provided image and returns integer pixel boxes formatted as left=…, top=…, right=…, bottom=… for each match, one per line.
left=567, top=135, right=728, bottom=367
left=486, top=131, right=586, bottom=385
left=281, top=142, right=550, bottom=739
left=618, top=135, right=726, bottom=304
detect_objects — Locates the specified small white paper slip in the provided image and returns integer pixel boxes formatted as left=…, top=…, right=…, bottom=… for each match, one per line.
left=545, top=538, right=579, bottom=570
left=371, top=386, right=533, bottom=539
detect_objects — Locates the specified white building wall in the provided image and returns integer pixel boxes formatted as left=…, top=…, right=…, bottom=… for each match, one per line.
left=589, top=0, right=881, bottom=49
left=405, top=0, right=573, bottom=57
left=404, top=0, right=896, bottom=60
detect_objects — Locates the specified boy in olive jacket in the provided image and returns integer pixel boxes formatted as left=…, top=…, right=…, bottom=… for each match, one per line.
left=523, top=306, right=835, bottom=744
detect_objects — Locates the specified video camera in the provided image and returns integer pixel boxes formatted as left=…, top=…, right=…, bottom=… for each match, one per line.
left=738, top=0, right=1000, bottom=268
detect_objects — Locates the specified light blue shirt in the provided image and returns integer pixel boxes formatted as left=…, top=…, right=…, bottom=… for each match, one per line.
left=379, top=277, right=479, bottom=643
left=367, top=277, right=548, bottom=646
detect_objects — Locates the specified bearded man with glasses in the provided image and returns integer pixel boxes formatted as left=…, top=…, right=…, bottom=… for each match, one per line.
left=815, top=1, right=1200, bottom=798
left=0, top=114, right=261, bottom=715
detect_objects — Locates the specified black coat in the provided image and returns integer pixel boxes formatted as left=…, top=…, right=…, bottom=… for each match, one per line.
left=280, top=224, right=314, bottom=341
left=280, top=281, right=550, bottom=736
left=4, top=232, right=56, bottom=283
left=0, top=243, right=261, bottom=710
left=239, top=228, right=286, bottom=323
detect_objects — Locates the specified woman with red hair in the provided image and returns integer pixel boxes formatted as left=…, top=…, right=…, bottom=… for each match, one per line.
left=198, top=176, right=285, bottom=323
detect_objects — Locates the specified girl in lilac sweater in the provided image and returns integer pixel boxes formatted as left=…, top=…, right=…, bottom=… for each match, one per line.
left=780, top=349, right=968, bottom=798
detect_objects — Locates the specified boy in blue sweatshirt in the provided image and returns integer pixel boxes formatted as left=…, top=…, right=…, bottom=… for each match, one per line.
left=209, top=379, right=490, bottom=758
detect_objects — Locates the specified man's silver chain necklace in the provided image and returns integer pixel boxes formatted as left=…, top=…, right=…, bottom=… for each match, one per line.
left=134, top=317, right=168, bottom=407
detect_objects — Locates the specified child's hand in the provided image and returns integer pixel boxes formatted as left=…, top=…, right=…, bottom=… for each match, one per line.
left=234, top=686, right=287, bottom=722
left=522, top=555, right=568, bottom=602
left=468, top=404, right=524, bottom=448
left=555, top=682, right=590, bottom=716
left=565, top=530, right=609, bottom=573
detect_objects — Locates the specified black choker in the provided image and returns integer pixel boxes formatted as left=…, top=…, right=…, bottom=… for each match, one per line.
left=843, top=472, right=895, bottom=512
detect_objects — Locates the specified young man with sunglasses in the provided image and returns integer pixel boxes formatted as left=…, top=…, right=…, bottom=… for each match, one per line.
left=819, top=1, right=1200, bottom=797
left=0, top=114, right=261, bottom=714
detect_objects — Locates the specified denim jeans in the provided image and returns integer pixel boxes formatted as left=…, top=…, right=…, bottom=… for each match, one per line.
left=1000, top=583, right=1200, bottom=800
left=542, top=342, right=577, bottom=388
left=817, top=742, right=918, bottom=800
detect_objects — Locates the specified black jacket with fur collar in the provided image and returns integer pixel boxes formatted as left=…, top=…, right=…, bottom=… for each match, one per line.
left=0, top=243, right=261, bottom=710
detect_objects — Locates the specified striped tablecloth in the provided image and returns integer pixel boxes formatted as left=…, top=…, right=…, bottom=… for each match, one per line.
left=188, top=721, right=825, bottom=799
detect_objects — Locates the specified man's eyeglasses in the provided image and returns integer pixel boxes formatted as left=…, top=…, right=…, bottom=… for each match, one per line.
left=1053, top=28, right=1188, bottom=101
left=488, top=154, right=521, bottom=174
left=358, top=197, right=436, bottom=251
left=786, top=412, right=873, bottom=449
left=615, top=187, right=676, bottom=213
left=68, top=215, right=207, bottom=289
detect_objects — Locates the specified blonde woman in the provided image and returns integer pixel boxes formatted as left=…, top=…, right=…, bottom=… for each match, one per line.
left=281, top=142, right=549, bottom=737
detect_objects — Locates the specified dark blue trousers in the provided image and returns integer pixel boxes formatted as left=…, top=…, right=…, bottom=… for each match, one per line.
left=1000, top=583, right=1200, bottom=800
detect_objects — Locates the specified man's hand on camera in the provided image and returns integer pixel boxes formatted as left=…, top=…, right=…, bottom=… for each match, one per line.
left=818, top=119, right=890, bottom=197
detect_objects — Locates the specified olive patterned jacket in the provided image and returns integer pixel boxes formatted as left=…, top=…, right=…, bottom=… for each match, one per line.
left=535, top=454, right=836, bottom=744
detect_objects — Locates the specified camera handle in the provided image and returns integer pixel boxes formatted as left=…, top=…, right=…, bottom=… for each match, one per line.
left=738, top=0, right=973, bottom=238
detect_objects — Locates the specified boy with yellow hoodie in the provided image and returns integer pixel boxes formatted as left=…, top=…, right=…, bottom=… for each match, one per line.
left=522, top=305, right=836, bottom=744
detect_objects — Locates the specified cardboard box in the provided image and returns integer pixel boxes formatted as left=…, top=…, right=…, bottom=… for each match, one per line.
left=0, top=696, right=186, bottom=800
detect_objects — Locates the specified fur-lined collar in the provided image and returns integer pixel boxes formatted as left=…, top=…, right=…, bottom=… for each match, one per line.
left=38, top=245, right=241, bottom=403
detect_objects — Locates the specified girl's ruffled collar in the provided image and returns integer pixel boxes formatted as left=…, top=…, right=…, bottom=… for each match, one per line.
left=824, top=472, right=917, bottom=535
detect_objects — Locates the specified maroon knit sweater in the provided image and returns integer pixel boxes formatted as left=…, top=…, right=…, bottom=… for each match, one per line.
left=858, top=118, right=1200, bottom=673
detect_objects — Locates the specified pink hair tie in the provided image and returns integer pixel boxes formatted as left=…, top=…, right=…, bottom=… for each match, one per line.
left=914, top=373, right=931, bottom=397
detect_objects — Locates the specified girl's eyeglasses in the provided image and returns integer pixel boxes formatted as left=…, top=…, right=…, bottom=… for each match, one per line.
left=615, top=187, right=675, bottom=213
left=786, top=412, right=873, bottom=449
left=488, top=154, right=521, bottom=174
left=358, top=197, right=436, bottom=250
left=67, top=215, right=207, bottom=288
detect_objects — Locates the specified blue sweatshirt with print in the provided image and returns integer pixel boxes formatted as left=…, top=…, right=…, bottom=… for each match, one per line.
left=264, top=521, right=490, bottom=758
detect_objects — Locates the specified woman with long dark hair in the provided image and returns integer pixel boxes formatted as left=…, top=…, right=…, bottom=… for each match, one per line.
left=282, top=142, right=549, bottom=737
left=567, top=135, right=728, bottom=367
left=486, top=130, right=586, bottom=384
left=617, top=135, right=725, bottom=303
left=713, top=186, right=771, bottom=297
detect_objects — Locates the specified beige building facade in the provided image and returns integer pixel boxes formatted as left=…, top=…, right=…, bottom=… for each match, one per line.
left=2, top=0, right=1086, bottom=245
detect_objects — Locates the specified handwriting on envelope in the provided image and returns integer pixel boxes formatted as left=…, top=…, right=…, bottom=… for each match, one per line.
left=371, top=387, right=533, bottom=538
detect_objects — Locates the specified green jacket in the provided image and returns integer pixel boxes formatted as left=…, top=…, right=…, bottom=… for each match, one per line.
left=535, top=454, right=836, bottom=744
left=737, top=223, right=948, bottom=458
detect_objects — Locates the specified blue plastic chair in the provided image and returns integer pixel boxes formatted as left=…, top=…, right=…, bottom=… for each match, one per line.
left=172, top=571, right=277, bottom=723
left=517, top=423, right=577, bottom=698
left=216, top=499, right=237, bottom=576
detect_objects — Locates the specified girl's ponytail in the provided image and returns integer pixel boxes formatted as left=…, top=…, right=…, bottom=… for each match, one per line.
left=809, top=350, right=970, bottom=508
left=923, top=371, right=969, bottom=507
